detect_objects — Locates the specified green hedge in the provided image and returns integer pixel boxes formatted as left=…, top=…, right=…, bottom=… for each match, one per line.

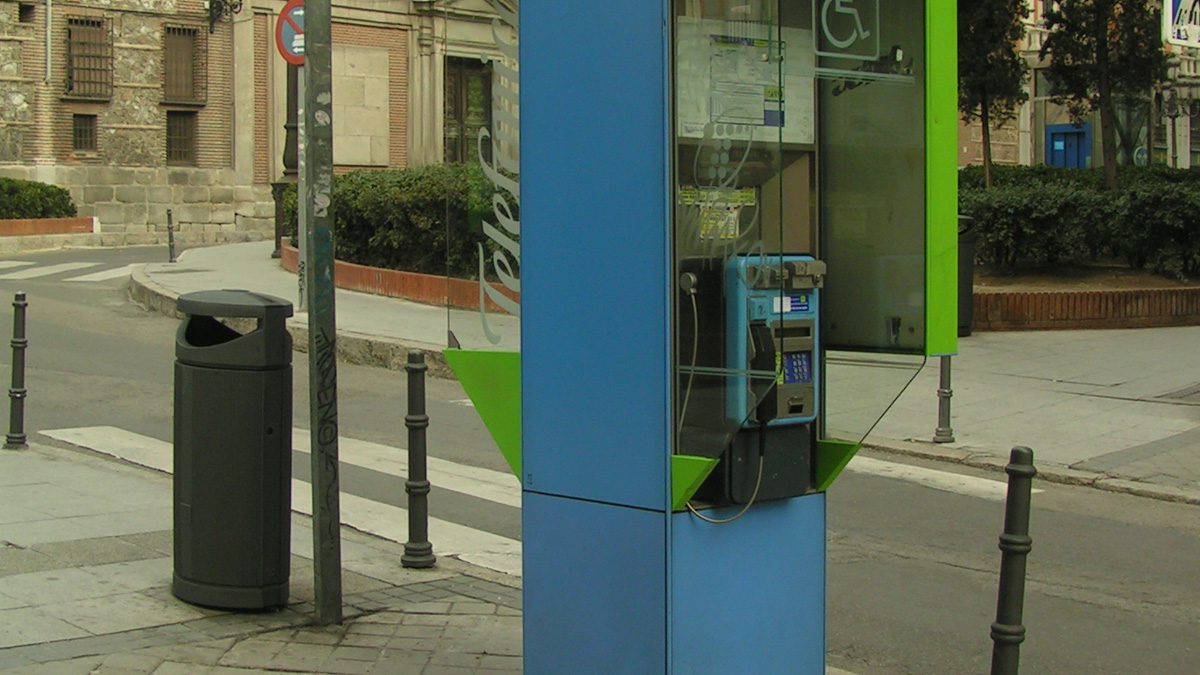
left=282, top=163, right=500, bottom=278
left=0, top=178, right=77, bottom=220
left=959, top=166, right=1200, bottom=279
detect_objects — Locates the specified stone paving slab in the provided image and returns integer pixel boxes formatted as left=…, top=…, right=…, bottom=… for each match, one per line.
left=0, top=442, right=525, bottom=674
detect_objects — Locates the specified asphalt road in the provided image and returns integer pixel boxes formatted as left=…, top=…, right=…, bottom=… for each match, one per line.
left=1, top=245, right=1197, bottom=673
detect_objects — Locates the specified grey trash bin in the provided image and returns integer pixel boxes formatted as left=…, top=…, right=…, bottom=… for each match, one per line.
left=172, top=290, right=293, bottom=610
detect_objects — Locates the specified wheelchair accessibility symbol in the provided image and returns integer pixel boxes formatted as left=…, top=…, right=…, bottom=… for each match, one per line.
left=817, top=0, right=879, bottom=60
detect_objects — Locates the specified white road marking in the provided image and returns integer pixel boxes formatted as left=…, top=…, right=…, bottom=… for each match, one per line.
left=0, top=262, right=100, bottom=280
left=66, top=265, right=135, bottom=283
left=449, top=398, right=476, bottom=407
left=40, top=425, right=523, bottom=577
left=42, top=426, right=171, bottom=473
left=291, top=479, right=521, bottom=577
left=0, top=261, right=35, bottom=270
left=846, top=456, right=1042, bottom=501
left=296, top=429, right=520, bottom=508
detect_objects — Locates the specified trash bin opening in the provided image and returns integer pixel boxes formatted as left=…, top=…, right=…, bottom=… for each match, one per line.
left=184, top=314, right=245, bottom=347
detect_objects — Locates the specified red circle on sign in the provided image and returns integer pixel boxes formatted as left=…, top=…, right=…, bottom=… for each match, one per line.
left=275, top=0, right=305, bottom=66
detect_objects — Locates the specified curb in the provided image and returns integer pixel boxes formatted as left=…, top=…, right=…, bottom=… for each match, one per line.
left=127, top=263, right=456, bottom=378
left=863, top=437, right=1200, bottom=507
left=0, top=231, right=269, bottom=255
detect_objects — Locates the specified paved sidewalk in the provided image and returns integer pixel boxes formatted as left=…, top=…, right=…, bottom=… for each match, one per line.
left=0, top=441, right=522, bottom=674
left=132, top=241, right=1200, bottom=505
left=0, top=442, right=865, bottom=674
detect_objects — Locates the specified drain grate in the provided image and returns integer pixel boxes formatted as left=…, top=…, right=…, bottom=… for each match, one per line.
left=1158, top=382, right=1200, bottom=403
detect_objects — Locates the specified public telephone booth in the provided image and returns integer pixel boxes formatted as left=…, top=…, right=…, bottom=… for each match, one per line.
left=445, top=0, right=957, bottom=671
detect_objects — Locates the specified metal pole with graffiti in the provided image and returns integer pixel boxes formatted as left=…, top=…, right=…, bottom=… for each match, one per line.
left=297, top=0, right=343, bottom=625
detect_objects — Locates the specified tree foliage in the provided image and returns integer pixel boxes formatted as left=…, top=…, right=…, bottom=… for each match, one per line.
left=1040, top=0, right=1169, bottom=190
left=958, top=0, right=1030, bottom=187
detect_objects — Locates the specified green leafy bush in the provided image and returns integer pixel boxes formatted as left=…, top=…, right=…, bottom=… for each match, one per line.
left=0, top=178, right=77, bottom=219
left=959, top=184, right=1109, bottom=266
left=282, top=163, right=501, bottom=278
left=959, top=164, right=1200, bottom=280
left=959, top=164, right=1200, bottom=191
left=1114, top=185, right=1200, bottom=278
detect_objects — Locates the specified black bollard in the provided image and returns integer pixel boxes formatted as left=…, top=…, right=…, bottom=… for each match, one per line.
left=990, top=446, right=1036, bottom=675
left=402, top=350, right=436, bottom=568
left=5, top=292, right=28, bottom=450
left=167, top=209, right=177, bottom=263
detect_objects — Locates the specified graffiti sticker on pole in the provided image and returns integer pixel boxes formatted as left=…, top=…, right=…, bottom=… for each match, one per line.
left=276, top=0, right=305, bottom=66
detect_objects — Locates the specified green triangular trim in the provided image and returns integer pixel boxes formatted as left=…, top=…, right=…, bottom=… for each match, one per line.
left=814, top=438, right=861, bottom=492
left=443, top=349, right=521, bottom=479
left=671, top=454, right=719, bottom=512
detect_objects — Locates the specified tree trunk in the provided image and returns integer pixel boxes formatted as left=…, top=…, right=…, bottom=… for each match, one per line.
left=1098, top=95, right=1119, bottom=190
left=1096, top=0, right=1119, bottom=190
left=981, top=94, right=994, bottom=189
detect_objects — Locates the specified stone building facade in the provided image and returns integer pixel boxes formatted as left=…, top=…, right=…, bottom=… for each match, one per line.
left=0, top=0, right=515, bottom=246
left=960, top=0, right=1200, bottom=170
left=958, top=118, right=1023, bottom=168
left=237, top=0, right=514, bottom=182
left=0, top=0, right=272, bottom=243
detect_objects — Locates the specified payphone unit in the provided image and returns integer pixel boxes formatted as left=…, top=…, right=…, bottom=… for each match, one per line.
left=678, top=252, right=824, bottom=507
left=725, top=255, right=823, bottom=428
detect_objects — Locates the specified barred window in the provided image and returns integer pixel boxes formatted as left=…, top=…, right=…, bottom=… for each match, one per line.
left=65, top=17, right=112, bottom=99
left=166, top=111, right=197, bottom=166
left=72, top=114, right=97, bottom=152
left=163, top=25, right=207, bottom=104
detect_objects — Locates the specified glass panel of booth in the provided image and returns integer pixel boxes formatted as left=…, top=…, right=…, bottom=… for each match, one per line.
left=436, top=5, right=521, bottom=479
left=673, top=1, right=799, bottom=469
left=816, top=0, right=927, bottom=442
left=440, top=3, right=521, bottom=354
left=671, top=0, right=927, bottom=481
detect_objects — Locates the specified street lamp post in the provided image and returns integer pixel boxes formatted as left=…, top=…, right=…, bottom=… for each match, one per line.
left=271, top=65, right=300, bottom=259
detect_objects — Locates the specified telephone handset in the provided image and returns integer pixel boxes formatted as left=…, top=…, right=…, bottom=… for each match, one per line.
left=748, top=321, right=778, bottom=424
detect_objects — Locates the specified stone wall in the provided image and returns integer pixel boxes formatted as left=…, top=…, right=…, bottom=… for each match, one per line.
left=0, top=5, right=33, bottom=163
left=0, top=164, right=275, bottom=244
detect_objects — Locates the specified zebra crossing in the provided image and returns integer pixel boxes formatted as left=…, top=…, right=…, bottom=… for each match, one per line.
left=0, top=260, right=134, bottom=283
left=39, top=425, right=524, bottom=578
left=36, top=422, right=1026, bottom=581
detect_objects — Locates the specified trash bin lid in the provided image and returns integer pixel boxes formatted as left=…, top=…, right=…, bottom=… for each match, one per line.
left=178, top=290, right=294, bottom=320
left=957, top=214, right=975, bottom=236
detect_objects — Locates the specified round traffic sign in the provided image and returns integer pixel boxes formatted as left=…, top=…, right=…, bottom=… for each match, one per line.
left=276, top=0, right=305, bottom=66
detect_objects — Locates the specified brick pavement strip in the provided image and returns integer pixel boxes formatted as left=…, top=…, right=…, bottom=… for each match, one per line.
left=3, top=578, right=524, bottom=674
